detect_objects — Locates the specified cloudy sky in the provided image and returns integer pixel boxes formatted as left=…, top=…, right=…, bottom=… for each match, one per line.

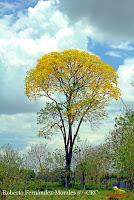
left=0, top=0, right=134, bottom=151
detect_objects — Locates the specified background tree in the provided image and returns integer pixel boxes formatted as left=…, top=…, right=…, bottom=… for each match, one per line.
left=72, top=140, right=91, bottom=188
left=107, top=110, right=134, bottom=190
left=25, top=49, right=120, bottom=187
left=0, top=145, right=24, bottom=191
left=74, top=143, right=111, bottom=189
left=24, top=143, right=49, bottom=178
left=46, top=148, right=66, bottom=186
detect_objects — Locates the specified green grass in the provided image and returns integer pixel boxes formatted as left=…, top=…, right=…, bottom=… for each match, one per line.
left=5, top=189, right=134, bottom=200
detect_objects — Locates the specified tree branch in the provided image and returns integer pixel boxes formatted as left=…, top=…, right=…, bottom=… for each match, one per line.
left=45, top=92, right=67, bottom=147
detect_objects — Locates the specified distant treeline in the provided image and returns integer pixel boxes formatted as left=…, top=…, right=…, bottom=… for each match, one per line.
left=0, top=110, right=134, bottom=192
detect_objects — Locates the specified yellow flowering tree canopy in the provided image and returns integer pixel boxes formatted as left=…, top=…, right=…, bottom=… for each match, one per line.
left=26, top=49, right=120, bottom=118
left=25, top=49, right=121, bottom=172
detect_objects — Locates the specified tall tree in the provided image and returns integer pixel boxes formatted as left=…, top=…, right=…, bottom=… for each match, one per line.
left=25, top=49, right=120, bottom=187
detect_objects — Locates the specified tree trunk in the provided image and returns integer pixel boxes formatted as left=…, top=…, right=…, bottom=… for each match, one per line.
left=64, top=121, right=74, bottom=188
left=65, top=150, right=72, bottom=188
left=80, top=171, right=85, bottom=189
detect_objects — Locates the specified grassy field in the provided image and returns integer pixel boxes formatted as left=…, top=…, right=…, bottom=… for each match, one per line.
left=5, top=189, right=134, bottom=200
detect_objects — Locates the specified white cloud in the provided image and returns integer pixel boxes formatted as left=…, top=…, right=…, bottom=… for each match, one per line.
left=0, top=0, right=90, bottom=115
left=118, top=58, right=134, bottom=103
left=105, top=51, right=122, bottom=58
left=0, top=0, right=91, bottom=149
left=111, top=42, right=134, bottom=51
left=0, top=113, right=37, bottom=135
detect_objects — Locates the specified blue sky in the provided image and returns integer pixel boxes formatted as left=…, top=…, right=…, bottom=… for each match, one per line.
left=0, top=0, right=38, bottom=17
left=0, top=0, right=134, bottom=151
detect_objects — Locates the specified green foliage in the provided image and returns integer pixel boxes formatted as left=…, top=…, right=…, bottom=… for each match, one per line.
left=0, top=145, right=24, bottom=191
left=107, top=110, right=134, bottom=178
left=75, top=144, right=110, bottom=185
left=20, top=169, right=36, bottom=180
